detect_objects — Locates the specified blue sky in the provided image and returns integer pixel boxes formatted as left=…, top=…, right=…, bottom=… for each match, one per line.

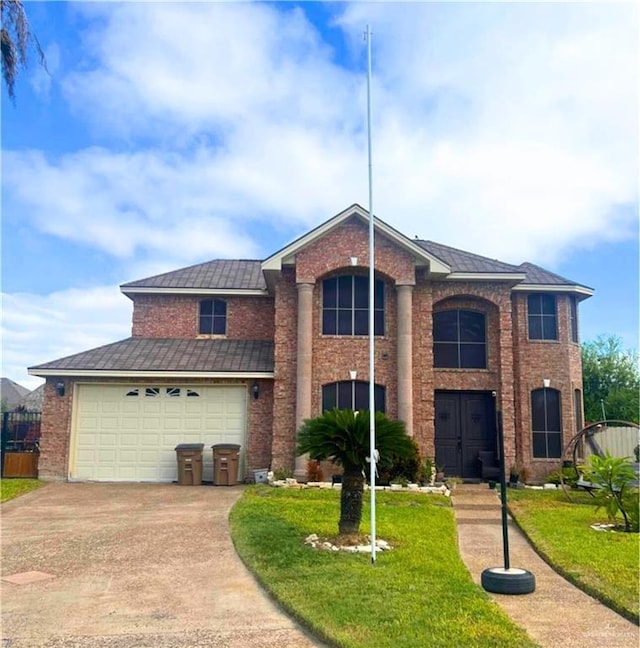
left=2, top=1, right=638, bottom=390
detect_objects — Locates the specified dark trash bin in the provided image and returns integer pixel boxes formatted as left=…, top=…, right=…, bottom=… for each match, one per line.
left=212, top=444, right=241, bottom=486
left=175, top=443, right=204, bottom=485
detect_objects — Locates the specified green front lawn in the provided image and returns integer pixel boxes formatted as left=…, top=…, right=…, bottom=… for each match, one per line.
left=508, top=489, right=639, bottom=623
left=0, top=478, right=44, bottom=502
left=230, top=487, right=538, bottom=648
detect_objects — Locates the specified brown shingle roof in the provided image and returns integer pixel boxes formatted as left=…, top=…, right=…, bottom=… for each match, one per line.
left=517, top=262, right=587, bottom=287
left=417, top=240, right=522, bottom=274
left=29, top=338, right=274, bottom=374
left=121, top=260, right=266, bottom=291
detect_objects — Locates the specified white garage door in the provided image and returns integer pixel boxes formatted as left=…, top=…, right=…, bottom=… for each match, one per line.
left=73, top=384, right=247, bottom=482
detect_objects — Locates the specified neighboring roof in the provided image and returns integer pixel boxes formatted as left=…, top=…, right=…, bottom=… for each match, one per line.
left=0, top=378, right=30, bottom=408
left=29, top=338, right=274, bottom=378
left=262, top=203, right=451, bottom=277
left=17, top=384, right=45, bottom=411
left=121, top=260, right=267, bottom=296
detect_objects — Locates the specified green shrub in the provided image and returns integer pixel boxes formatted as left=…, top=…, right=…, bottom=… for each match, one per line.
left=580, top=452, right=639, bottom=532
left=377, top=437, right=421, bottom=485
left=272, top=467, right=293, bottom=481
left=418, top=457, right=435, bottom=486
left=546, top=466, right=579, bottom=488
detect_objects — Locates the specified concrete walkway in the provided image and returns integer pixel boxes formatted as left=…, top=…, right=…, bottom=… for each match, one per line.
left=451, top=484, right=639, bottom=648
left=1, top=483, right=325, bottom=648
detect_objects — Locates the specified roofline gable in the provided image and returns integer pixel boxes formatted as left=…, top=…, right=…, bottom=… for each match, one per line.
left=261, top=204, right=451, bottom=275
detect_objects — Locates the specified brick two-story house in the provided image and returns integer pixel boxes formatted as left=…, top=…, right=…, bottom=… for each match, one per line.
left=29, top=204, right=592, bottom=483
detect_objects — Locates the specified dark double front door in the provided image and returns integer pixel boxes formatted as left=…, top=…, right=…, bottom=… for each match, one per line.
left=434, top=391, right=496, bottom=479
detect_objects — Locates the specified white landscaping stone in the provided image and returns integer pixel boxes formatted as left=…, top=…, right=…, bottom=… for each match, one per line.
left=543, top=483, right=557, bottom=490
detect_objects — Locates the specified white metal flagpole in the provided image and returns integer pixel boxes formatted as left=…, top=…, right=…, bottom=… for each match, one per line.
left=365, top=24, right=377, bottom=564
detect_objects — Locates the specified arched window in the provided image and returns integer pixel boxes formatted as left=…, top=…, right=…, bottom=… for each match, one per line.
left=199, top=299, right=227, bottom=335
left=433, top=309, right=486, bottom=369
left=322, top=275, right=384, bottom=336
left=531, top=388, right=562, bottom=458
left=322, top=381, right=386, bottom=413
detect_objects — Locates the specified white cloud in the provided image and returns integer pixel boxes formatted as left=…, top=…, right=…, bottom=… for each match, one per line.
left=3, top=147, right=265, bottom=263
left=1, top=287, right=132, bottom=390
left=4, top=1, right=638, bottom=270
left=64, top=3, right=360, bottom=142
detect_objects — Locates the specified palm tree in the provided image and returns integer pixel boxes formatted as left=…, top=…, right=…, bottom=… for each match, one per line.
left=297, top=408, right=414, bottom=536
left=1, top=0, right=46, bottom=102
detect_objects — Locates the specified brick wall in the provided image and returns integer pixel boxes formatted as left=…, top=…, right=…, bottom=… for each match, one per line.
left=38, top=379, right=73, bottom=480
left=512, top=293, right=584, bottom=481
left=271, top=268, right=298, bottom=470
left=131, top=294, right=274, bottom=340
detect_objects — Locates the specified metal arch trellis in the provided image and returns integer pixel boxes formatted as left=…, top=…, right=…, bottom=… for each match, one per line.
left=559, top=419, right=640, bottom=501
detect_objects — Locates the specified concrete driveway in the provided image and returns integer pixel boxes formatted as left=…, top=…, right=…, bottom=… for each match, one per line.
left=1, top=483, right=324, bottom=648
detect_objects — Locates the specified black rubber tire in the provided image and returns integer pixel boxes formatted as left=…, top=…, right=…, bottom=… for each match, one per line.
left=481, top=567, right=536, bottom=595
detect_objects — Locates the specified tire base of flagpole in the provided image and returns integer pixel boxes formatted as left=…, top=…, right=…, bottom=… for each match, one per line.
left=481, top=567, right=535, bottom=595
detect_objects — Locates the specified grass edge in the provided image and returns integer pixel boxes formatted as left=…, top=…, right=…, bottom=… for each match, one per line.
left=507, top=504, right=639, bottom=626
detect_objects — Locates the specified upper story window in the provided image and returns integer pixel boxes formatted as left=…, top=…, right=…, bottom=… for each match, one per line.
left=570, top=297, right=579, bottom=344
left=322, top=275, right=384, bottom=336
left=199, top=299, right=227, bottom=335
left=527, top=294, right=557, bottom=341
left=531, top=387, right=562, bottom=458
left=433, top=309, right=486, bottom=369
left=322, top=380, right=386, bottom=413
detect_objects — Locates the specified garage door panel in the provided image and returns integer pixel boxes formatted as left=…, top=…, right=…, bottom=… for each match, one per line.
left=118, top=449, right=137, bottom=462
left=98, top=434, right=117, bottom=447
left=73, top=384, right=247, bottom=482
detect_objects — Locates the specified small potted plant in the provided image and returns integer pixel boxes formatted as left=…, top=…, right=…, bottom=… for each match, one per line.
left=509, top=463, right=528, bottom=488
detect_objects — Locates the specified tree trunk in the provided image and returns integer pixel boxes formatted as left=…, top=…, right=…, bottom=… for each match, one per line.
left=339, top=467, right=365, bottom=535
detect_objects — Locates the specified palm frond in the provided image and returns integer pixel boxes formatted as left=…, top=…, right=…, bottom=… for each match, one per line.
left=297, top=408, right=413, bottom=471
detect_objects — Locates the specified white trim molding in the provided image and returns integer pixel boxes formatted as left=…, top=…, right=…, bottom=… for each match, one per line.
left=29, top=369, right=275, bottom=379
